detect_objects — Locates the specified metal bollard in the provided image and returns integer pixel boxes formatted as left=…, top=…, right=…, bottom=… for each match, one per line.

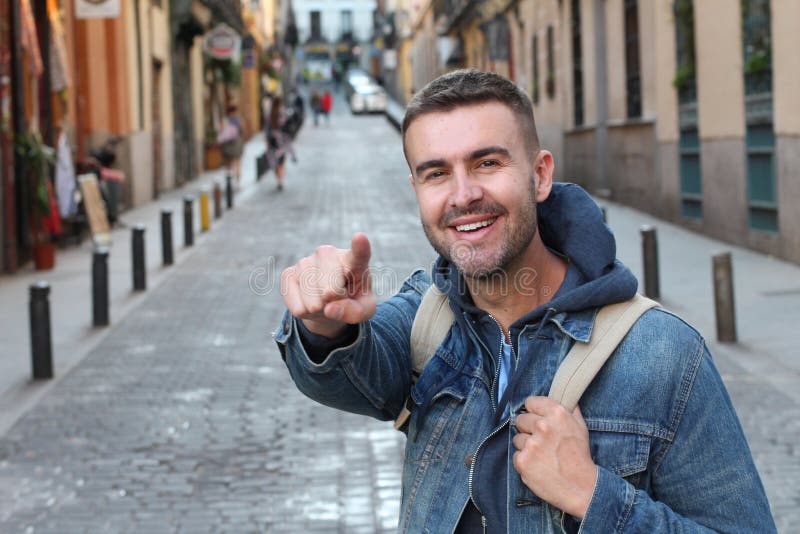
left=200, top=189, right=211, bottom=232
left=183, top=195, right=194, bottom=247
left=161, top=210, right=173, bottom=266
left=225, top=173, right=233, bottom=209
left=712, top=252, right=737, bottom=343
left=132, top=224, right=146, bottom=291
left=29, top=281, right=53, bottom=380
left=640, top=225, right=660, bottom=300
left=92, top=247, right=110, bottom=327
left=213, top=182, right=222, bottom=219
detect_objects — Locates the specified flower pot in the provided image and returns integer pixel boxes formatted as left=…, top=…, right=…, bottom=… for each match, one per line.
left=33, top=242, right=56, bottom=270
left=205, top=144, right=223, bottom=170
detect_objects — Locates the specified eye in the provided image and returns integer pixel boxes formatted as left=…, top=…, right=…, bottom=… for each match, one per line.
left=479, top=160, right=500, bottom=168
left=423, top=170, right=447, bottom=182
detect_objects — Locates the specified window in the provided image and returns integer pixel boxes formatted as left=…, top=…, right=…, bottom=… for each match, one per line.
left=742, top=0, right=777, bottom=232
left=532, top=34, right=539, bottom=104
left=571, top=0, right=583, bottom=126
left=310, top=11, right=322, bottom=41
left=624, top=0, right=641, bottom=118
left=673, top=0, right=696, bottom=104
left=674, top=0, right=701, bottom=219
left=679, top=128, right=702, bottom=219
left=341, top=10, right=353, bottom=39
left=546, top=26, right=555, bottom=99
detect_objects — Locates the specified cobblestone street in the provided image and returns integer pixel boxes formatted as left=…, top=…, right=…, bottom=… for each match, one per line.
left=0, top=98, right=798, bottom=532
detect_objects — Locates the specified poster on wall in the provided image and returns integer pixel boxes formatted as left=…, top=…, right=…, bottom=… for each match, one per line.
left=75, top=0, right=120, bottom=19
left=77, top=174, right=110, bottom=246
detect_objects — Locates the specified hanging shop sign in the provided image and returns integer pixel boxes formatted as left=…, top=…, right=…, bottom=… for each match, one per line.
left=75, top=0, right=120, bottom=19
left=203, top=24, right=241, bottom=61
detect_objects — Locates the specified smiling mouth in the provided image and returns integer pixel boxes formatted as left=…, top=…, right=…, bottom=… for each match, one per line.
left=454, top=218, right=498, bottom=232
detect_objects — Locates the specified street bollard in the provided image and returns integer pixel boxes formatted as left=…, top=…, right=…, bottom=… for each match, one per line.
left=712, top=252, right=737, bottom=343
left=183, top=195, right=194, bottom=247
left=92, top=247, right=110, bottom=327
left=29, top=281, right=53, bottom=380
left=200, top=189, right=211, bottom=232
left=640, top=225, right=660, bottom=300
left=213, top=181, right=222, bottom=219
left=132, top=224, right=146, bottom=291
left=161, top=210, right=173, bottom=266
left=225, top=173, right=233, bottom=209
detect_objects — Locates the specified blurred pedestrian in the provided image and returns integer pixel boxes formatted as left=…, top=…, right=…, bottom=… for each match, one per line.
left=261, top=93, right=273, bottom=138
left=321, top=90, right=333, bottom=124
left=332, top=64, right=342, bottom=92
left=267, top=97, right=296, bottom=191
left=283, top=88, right=305, bottom=139
left=217, top=104, right=244, bottom=190
left=310, top=89, right=322, bottom=127
left=292, top=89, right=305, bottom=123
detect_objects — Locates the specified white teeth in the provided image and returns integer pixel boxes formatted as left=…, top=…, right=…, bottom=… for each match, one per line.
left=456, top=218, right=496, bottom=232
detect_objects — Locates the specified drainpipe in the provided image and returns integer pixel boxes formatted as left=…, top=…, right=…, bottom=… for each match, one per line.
left=593, top=0, right=610, bottom=197
left=134, top=0, right=144, bottom=129
left=10, top=0, right=28, bottom=256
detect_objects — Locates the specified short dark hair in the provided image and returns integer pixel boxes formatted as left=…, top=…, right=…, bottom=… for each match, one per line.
left=402, top=69, right=540, bottom=161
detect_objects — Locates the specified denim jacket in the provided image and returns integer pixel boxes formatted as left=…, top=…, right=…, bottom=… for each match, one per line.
left=275, top=184, right=775, bottom=533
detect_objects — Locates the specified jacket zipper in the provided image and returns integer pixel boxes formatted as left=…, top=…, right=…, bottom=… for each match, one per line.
left=486, top=313, right=518, bottom=416
left=463, top=313, right=501, bottom=413
left=467, top=419, right=509, bottom=533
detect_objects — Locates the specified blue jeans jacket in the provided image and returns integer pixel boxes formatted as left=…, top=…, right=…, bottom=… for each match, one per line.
left=275, top=269, right=774, bottom=533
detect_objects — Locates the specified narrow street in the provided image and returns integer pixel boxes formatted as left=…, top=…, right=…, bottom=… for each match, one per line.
left=0, top=97, right=419, bottom=533
left=0, top=93, right=798, bottom=532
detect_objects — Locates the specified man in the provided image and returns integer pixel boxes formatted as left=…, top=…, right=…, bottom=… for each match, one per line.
left=275, top=70, right=774, bottom=532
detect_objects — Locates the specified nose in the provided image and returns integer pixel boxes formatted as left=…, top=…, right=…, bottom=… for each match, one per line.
left=449, top=168, right=483, bottom=208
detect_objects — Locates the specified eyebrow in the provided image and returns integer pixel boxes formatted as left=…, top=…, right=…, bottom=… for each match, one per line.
left=415, top=159, right=447, bottom=176
left=414, top=146, right=512, bottom=176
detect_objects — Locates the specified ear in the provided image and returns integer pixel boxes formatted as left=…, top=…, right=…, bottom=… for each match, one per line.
left=533, top=150, right=555, bottom=203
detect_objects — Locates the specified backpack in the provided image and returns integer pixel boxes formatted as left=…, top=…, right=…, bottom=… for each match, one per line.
left=394, top=286, right=658, bottom=429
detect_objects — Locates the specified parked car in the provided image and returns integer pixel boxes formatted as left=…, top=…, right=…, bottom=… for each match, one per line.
left=349, top=83, right=388, bottom=114
left=344, top=69, right=372, bottom=98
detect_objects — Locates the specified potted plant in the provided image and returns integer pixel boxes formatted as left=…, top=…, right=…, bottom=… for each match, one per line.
left=14, top=130, right=57, bottom=270
left=204, top=126, right=223, bottom=170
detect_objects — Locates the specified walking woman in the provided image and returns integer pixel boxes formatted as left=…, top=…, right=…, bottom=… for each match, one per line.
left=267, top=97, right=296, bottom=191
left=218, top=104, right=244, bottom=189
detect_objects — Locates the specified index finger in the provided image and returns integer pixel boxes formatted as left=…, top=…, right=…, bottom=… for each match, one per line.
left=343, top=233, right=371, bottom=274
left=523, top=396, right=560, bottom=416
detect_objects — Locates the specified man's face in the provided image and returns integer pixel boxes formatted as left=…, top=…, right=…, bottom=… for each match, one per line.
left=405, top=102, right=552, bottom=279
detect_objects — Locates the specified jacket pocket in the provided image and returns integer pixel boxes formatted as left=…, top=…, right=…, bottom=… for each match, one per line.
left=587, top=426, right=651, bottom=488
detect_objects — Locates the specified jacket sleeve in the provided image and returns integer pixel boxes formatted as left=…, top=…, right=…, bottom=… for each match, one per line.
left=273, top=269, right=429, bottom=421
left=576, top=344, right=776, bottom=533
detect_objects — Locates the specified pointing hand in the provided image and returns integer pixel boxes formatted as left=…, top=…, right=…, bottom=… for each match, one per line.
left=281, top=233, right=376, bottom=338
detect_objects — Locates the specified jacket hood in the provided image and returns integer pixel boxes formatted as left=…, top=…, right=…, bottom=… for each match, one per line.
left=431, top=182, right=638, bottom=323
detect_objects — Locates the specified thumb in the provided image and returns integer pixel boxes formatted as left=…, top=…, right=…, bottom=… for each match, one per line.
left=324, top=293, right=376, bottom=324
left=345, top=233, right=371, bottom=274
left=572, top=405, right=588, bottom=431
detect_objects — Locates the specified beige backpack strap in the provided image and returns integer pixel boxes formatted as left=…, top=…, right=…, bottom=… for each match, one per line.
left=548, top=294, right=659, bottom=412
left=409, top=284, right=456, bottom=376
left=394, top=285, right=455, bottom=430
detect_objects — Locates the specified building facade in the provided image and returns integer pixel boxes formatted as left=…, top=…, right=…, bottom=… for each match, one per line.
left=292, top=0, right=377, bottom=77
left=0, top=0, right=285, bottom=273
left=386, top=0, right=800, bottom=264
